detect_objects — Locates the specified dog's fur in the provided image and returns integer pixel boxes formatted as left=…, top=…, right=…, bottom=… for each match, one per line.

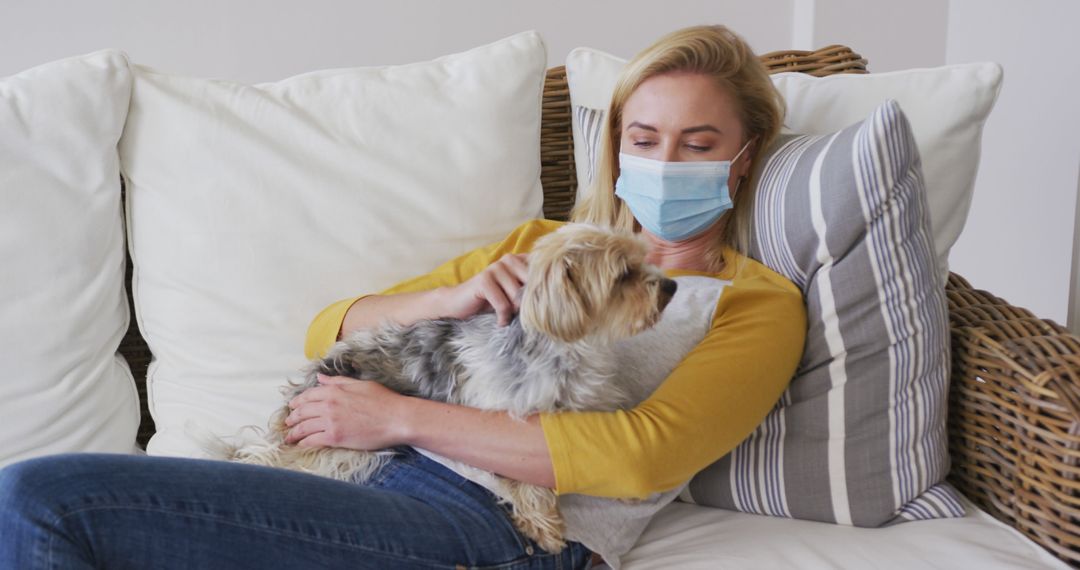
left=196, top=222, right=678, bottom=553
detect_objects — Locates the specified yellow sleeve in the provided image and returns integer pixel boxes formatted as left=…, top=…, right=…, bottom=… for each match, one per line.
left=538, top=268, right=807, bottom=499
left=303, top=218, right=566, bottom=360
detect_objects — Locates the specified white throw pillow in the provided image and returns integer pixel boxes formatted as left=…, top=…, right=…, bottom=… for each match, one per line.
left=118, top=30, right=549, bottom=457
left=0, top=49, right=140, bottom=466
left=564, top=47, right=1003, bottom=281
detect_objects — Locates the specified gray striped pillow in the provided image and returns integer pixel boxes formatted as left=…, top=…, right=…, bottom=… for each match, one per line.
left=573, top=104, right=605, bottom=187
left=572, top=100, right=963, bottom=526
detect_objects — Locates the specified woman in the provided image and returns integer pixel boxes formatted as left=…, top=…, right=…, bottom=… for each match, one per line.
left=0, top=24, right=805, bottom=569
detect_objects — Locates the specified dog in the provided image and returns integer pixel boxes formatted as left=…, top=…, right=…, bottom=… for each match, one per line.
left=196, top=222, right=678, bottom=553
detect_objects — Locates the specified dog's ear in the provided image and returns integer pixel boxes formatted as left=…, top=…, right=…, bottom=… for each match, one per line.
left=520, top=253, right=592, bottom=343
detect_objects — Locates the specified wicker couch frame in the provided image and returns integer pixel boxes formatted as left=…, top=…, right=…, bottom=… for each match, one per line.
left=117, top=45, right=1080, bottom=566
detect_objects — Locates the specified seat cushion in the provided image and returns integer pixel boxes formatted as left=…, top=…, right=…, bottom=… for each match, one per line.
left=606, top=494, right=1067, bottom=569
left=0, top=49, right=140, bottom=466
left=118, top=30, right=548, bottom=457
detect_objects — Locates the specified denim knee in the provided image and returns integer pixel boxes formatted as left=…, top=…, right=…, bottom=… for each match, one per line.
left=0, top=454, right=70, bottom=518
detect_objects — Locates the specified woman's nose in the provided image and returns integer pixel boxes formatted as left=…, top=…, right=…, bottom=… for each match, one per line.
left=661, top=143, right=680, bottom=162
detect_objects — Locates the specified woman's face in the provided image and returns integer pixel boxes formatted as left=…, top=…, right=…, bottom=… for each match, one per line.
left=619, top=71, right=752, bottom=198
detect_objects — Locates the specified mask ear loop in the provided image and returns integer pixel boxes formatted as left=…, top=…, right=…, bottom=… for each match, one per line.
left=730, top=137, right=756, bottom=199
left=731, top=137, right=755, bottom=164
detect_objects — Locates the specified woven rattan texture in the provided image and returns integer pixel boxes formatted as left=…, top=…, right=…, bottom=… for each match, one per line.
left=115, top=46, right=1078, bottom=565
left=540, top=68, right=576, bottom=221
left=946, top=273, right=1080, bottom=565
left=759, top=45, right=868, bottom=76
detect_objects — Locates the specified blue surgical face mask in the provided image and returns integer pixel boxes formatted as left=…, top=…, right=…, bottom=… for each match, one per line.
left=614, top=139, right=751, bottom=242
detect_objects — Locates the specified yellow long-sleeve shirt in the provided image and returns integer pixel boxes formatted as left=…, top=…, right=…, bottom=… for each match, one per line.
left=304, top=218, right=807, bottom=500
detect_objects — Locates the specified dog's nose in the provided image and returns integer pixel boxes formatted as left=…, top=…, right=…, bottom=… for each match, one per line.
left=660, top=278, right=678, bottom=297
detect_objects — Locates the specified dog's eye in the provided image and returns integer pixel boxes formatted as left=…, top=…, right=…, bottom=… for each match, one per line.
left=618, top=269, right=635, bottom=282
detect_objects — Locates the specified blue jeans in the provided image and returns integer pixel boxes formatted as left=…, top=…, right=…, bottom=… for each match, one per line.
left=0, top=446, right=594, bottom=569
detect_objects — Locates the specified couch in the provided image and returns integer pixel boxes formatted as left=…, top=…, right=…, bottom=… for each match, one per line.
left=3, top=35, right=1078, bottom=568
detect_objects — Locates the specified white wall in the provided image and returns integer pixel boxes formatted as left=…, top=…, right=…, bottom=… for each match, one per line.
left=791, top=0, right=947, bottom=71
left=944, top=0, right=1080, bottom=330
left=1073, top=169, right=1080, bottom=331
left=0, top=0, right=791, bottom=82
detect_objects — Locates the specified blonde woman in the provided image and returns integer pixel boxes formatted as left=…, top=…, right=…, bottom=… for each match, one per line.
left=0, top=25, right=805, bottom=570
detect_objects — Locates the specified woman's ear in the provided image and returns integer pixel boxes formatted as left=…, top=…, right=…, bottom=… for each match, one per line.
left=739, top=137, right=758, bottom=171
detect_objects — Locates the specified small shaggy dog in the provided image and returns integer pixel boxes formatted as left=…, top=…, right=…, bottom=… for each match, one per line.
left=198, top=222, right=678, bottom=553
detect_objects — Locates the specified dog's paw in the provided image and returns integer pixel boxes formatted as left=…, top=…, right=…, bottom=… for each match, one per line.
left=504, top=482, right=567, bottom=555
left=511, top=511, right=567, bottom=554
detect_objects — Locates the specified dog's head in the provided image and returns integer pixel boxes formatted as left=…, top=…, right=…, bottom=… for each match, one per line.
left=519, top=223, right=677, bottom=343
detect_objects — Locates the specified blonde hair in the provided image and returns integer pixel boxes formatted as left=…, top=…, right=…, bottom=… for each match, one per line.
left=569, top=24, right=786, bottom=275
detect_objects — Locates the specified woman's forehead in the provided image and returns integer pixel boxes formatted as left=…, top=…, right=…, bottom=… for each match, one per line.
left=622, top=72, right=741, bottom=132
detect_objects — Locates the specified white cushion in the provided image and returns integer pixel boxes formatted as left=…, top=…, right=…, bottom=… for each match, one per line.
left=606, top=494, right=1068, bottom=569
left=564, top=47, right=1003, bottom=282
left=118, top=31, right=549, bottom=457
left=0, top=49, right=140, bottom=466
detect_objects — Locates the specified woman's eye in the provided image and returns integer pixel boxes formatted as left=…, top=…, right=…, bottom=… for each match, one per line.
left=686, top=144, right=710, bottom=152
left=633, top=141, right=656, bottom=148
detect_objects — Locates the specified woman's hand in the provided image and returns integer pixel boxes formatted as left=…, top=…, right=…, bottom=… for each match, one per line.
left=442, top=253, right=529, bottom=326
left=284, top=372, right=557, bottom=490
left=284, top=374, right=412, bottom=450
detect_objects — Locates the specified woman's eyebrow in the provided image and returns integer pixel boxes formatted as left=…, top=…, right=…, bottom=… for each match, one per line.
left=627, top=121, right=658, bottom=132
left=627, top=121, right=721, bottom=134
left=681, top=124, right=722, bottom=134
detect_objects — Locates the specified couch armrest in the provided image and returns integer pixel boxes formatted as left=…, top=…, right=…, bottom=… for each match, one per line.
left=946, top=272, right=1080, bottom=564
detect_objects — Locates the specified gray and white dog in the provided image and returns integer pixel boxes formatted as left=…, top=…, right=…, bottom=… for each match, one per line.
left=199, top=222, right=678, bottom=553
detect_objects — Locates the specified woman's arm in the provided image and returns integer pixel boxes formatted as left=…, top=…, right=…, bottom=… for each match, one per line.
left=293, top=222, right=555, bottom=483
left=285, top=374, right=556, bottom=487
left=402, top=398, right=555, bottom=488
left=293, top=258, right=805, bottom=499
left=305, top=219, right=563, bottom=360
left=538, top=271, right=807, bottom=499
left=337, top=289, right=448, bottom=339
left=289, top=270, right=805, bottom=497
left=338, top=250, right=528, bottom=340
left=292, top=248, right=551, bottom=485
